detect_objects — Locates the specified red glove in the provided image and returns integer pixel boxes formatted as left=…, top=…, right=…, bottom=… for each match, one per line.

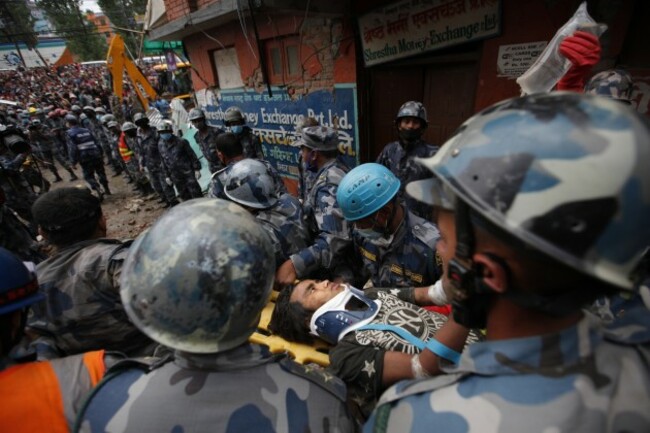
left=557, top=30, right=601, bottom=92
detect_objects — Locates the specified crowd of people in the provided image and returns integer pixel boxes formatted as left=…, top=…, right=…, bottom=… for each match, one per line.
left=1, top=31, right=649, bottom=433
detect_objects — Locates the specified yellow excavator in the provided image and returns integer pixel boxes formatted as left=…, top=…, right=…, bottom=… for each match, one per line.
left=106, top=34, right=158, bottom=111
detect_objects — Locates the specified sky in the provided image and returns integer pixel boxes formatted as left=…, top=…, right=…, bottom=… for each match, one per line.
left=81, top=0, right=102, bottom=13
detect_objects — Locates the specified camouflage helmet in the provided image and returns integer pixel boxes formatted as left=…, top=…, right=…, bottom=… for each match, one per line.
left=337, top=163, right=401, bottom=221
left=585, top=69, right=634, bottom=103
left=64, top=114, right=78, bottom=124
left=121, top=121, right=137, bottom=132
left=156, top=120, right=173, bottom=132
left=133, top=112, right=148, bottom=126
left=224, top=159, right=278, bottom=209
left=406, top=92, right=650, bottom=292
left=396, top=101, right=428, bottom=126
left=107, top=120, right=119, bottom=129
left=292, top=125, right=339, bottom=151
left=101, top=114, right=115, bottom=125
left=70, top=105, right=82, bottom=113
left=94, top=106, right=106, bottom=114
left=224, top=106, right=244, bottom=125
left=82, top=105, right=95, bottom=114
left=120, top=199, right=275, bottom=353
left=188, top=108, right=205, bottom=121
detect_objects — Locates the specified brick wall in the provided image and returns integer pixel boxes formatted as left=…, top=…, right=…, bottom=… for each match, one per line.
left=164, top=0, right=191, bottom=21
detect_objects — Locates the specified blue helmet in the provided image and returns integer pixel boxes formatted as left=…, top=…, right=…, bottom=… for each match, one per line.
left=336, top=163, right=401, bottom=221
left=0, top=248, right=44, bottom=316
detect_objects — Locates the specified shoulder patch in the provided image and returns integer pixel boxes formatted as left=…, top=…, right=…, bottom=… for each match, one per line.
left=278, top=357, right=348, bottom=402
left=411, top=219, right=439, bottom=247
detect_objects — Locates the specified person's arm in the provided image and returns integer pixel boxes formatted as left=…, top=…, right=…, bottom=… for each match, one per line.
left=366, top=278, right=451, bottom=306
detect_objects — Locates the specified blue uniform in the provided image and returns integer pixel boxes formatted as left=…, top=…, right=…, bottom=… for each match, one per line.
left=158, top=135, right=202, bottom=200
left=66, top=126, right=108, bottom=193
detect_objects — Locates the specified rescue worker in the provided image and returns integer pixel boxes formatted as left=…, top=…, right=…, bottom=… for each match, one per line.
left=224, top=106, right=264, bottom=159
left=189, top=107, right=224, bottom=174
left=81, top=105, right=121, bottom=176
left=134, top=113, right=177, bottom=207
left=337, top=163, right=443, bottom=291
left=0, top=126, right=37, bottom=222
left=222, top=159, right=311, bottom=266
left=0, top=247, right=118, bottom=433
left=27, top=187, right=156, bottom=360
left=157, top=121, right=202, bottom=201
left=364, top=93, right=650, bottom=433
left=74, top=199, right=356, bottom=433
left=376, top=101, right=439, bottom=218
left=27, top=119, right=64, bottom=182
left=113, top=121, right=153, bottom=199
left=64, top=114, right=110, bottom=200
left=275, top=126, right=352, bottom=285
left=208, top=132, right=286, bottom=199
left=0, top=189, right=44, bottom=263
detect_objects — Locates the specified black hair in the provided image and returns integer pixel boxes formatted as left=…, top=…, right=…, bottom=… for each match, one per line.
left=32, top=187, right=102, bottom=247
left=269, top=286, right=315, bottom=344
left=215, top=132, right=243, bottom=158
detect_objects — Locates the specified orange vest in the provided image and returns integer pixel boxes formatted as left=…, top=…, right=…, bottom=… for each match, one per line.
left=0, top=350, right=106, bottom=433
left=118, top=132, right=134, bottom=162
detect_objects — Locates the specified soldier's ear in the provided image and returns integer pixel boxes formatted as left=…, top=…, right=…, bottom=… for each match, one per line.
left=37, top=226, right=49, bottom=242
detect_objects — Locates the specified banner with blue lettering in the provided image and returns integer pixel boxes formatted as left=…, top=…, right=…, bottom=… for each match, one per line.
left=203, top=84, right=359, bottom=180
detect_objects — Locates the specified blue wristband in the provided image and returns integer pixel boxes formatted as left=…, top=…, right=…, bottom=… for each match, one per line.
left=425, top=338, right=462, bottom=364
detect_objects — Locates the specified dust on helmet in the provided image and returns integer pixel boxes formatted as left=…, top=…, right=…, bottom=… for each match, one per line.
left=188, top=108, right=205, bottom=121
left=0, top=247, right=44, bottom=315
left=292, top=125, right=339, bottom=151
left=407, top=92, right=650, bottom=292
left=224, top=107, right=244, bottom=125
left=396, top=101, right=428, bottom=126
left=337, top=163, right=401, bottom=221
left=224, top=159, right=278, bottom=209
left=121, top=121, right=136, bottom=132
left=585, top=69, right=634, bottom=103
left=119, top=199, right=275, bottom=353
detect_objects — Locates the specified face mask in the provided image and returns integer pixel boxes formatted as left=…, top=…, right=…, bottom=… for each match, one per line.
left=160, top=133, right=172, bottom=141
left=355, top=227, right=395, bottom=247
left=398, top=128, right=422, bottom=143
left=230, top=125, right=243, bottom=135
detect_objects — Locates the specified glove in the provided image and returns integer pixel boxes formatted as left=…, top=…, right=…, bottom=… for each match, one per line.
left=557, top=30, right=601, bottom=92
left=165, top=177, right=173, bottom=186
left=194, top=170, right=201, bottom=179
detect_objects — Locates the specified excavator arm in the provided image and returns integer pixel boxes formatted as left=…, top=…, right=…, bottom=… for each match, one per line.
left=106, top=34, right=158, bottom=110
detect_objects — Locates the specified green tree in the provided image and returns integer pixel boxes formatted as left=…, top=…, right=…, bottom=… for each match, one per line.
left=36, top=0, right=108, bottom=61
left=96, top=0, right=146, bottom=56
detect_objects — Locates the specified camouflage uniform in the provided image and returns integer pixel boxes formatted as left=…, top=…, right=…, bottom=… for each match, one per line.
left=27, top=239, right=156, bottom=360
left=194, top=125, right=225, bottom=173
left=208, top=158, right=287, bottom=200
left=255, top=192, right=312, bottom=265
left=29, top=126, right=63, bottom=181
left=0, top=153, right=37, bottom=222
left=75, top=344, right=356, bottom=433
left=239, top=126, right=264, bottom=160
left=291, top=158, right=352, bottom=279
left=353, top=209, right=442, bottom=288
left=66, top=126, right=109, bottom=194
left=376, top=139, right=438, bottom=218
left=137, top=127, right=176, bottom=202
left=83, top=116, right=117, bottom=169
left=158, top=134, right=202, bottom=200
left=0, top=203, right=44, bottom=263
left=364, top=314, right=650, bottom=433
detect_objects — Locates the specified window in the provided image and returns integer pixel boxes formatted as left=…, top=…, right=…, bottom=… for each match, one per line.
left=212, top=47, right=244, bottom=89
left=264, top=36, right=301, bottom=85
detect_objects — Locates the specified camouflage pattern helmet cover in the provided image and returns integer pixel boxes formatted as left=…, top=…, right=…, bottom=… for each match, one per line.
left=224, top=106, right=244, bottom=124
left=188, top=108, right=205, bottom=121
left=337, top=163, right=401, bottom=221
left=406, top=92, right=650, bottom=291
left=121, top=121, right=136, bottom=132
left=82, top=105, right=95, bottom=113
left=224, top=159, right=278, bottom=209
left=107, top=121, right=119, bottom=129
left=101, top=114, right=115, bottom=124
left=120, top=199, right=275, bottom=353
left=156, top=120, right=173, bottom=132
left=71, top=105, right=82, bottom=113
left=396, top=101, right=428, bottom=125
left=585, top=69, right=634, bottom=103
left=292, top=125, right=340, bottom=151
left=133, top=112, right=148, bottom=124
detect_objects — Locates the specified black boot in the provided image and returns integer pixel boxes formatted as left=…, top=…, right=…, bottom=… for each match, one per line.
left=102, top=183, right=112, bottom=195
left=53, top=172, right=63, bottom=183
left=68, top=169, right=78, bottom=181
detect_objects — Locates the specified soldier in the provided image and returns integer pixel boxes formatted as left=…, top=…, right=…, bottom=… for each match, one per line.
left=27, top=187, right=156, bottom=360
left=81, top=106, right=121, bottom=176
left=0, top=126, right=38, bottom=222
left=224, top=106, right=264, bottom=159
left=222, top=159, right=311, bottom=266
left=275, top=126, right=352, bottom=285
left=0, top=190, right=44, bottom=263
left=65, top=115, right=110, bottom=200
left=189, top=107, right=224, bottom=174
left=27, top=119, right=64, bottom=183
left=0, top=248, right=119, bottom=433
left=271, top=279, right=479, bottom=419
left=74, top=199, right=356, bottom=433
left=364, top=93, right=650, bottom=432
left=45, top=110, right=78, bottom=181
left=208, top=132, right=286, bottom=199
left=337, top=163, right=443, bottom=291
left=134, top=113, right=177, bottom=207
left=112, top=121, right=150, bottom=197
left=376, top=101, right=439, bottom=218
left=157, top=121, right=202, bottom=201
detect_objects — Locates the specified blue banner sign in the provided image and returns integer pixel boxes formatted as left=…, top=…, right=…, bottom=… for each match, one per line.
left=204, top=84, right=359, bottom=180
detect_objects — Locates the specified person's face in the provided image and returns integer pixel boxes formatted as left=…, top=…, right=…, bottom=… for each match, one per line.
left=300, top=146, right=313, bottom=164
left=191, top=118, right=205, bottom=129
left=436, top=209, right=457, bottom=285
left=290, top=279, right=344, bottom=312
left=398, top=116, right=422, bottom=131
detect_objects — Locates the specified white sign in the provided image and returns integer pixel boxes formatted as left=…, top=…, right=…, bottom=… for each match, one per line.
left=497, top=41, right=547, bottom=78
left=359, top=0, right=501, bottom=67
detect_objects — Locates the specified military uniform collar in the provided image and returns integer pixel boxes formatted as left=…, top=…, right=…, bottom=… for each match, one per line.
left=173, top=343, right=280, bottom=371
